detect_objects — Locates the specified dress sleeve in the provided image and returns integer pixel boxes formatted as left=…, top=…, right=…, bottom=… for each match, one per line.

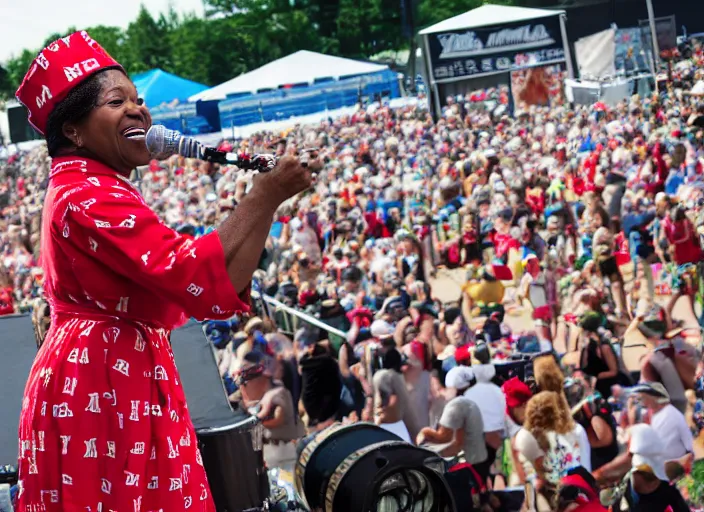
left=60, top=183, right=249, bottom=320
left=514, top=428, right=544, bottom=462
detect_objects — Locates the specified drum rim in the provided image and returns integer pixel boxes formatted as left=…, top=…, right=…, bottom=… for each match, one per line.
left=295, top=422, right=347, bottom=510
left=195, top=416, right=258, bottom=435
left=324, top=440, right=409, bottom=512
left=294, top=421, right=387, bottom=510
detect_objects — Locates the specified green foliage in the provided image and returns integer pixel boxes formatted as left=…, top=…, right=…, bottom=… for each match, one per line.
left=684, top=459, right=704, bottom=506
left=0, top=0, right=512, bottom=101
left=3, top=49, right=36, bottom=99
left=0, top=65, right=11, bottom=102
left=125, top=6, right=172, bottom=73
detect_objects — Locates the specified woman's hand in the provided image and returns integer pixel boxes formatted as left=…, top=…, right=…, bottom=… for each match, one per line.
left=256, top=155, right=316, bottom=206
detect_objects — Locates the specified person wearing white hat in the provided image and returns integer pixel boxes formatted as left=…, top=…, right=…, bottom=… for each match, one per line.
left=417, top=366, right=488, bottom=471
left=616, top=424, right=689, bottom=512
left=633, top=382, right=693, bottom=466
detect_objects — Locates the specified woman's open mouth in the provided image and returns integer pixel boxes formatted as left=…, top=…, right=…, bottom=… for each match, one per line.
left=122, top=127, right=146, bottom=141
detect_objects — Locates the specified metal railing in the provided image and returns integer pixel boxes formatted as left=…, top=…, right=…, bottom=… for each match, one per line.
left=254, top=293, right=348, bottom=346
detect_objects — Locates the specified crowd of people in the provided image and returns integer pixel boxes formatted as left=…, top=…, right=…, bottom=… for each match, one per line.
left=4, top=43, right=704, bottom=512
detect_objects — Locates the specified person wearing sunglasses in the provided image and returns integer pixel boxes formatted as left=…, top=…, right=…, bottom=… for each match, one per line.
left=237, top=351, right=304, bottom=472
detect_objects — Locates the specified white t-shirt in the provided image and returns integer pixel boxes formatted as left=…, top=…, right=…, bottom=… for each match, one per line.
left=439, top=396, right=488, bottom=465
left=514, top=424, right=591, bottom=484
left=651, top=404, right=694, bottom=460
left=505, top=415, right=522, bottom=438
left=463, top=382, right=506, bottom=433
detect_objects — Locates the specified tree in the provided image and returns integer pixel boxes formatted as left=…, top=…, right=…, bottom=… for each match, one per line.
left=83, top=25, right=142, bottom=73
left=124, top=5, right=172, bottom=72
left=337, top=0, right=404, bottom=57
left=0, top=65, right=12, bottom=101
left=4, top=50, right=37, bottom=95
left=1, top=0, right=518, bottom=97
left=167, top=15, right=211, bottom=85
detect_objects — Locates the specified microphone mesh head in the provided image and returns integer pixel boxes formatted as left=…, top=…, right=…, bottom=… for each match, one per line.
left=145, top=125, right=182, bottom=160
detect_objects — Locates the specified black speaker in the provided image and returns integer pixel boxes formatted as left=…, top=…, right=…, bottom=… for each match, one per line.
left=0, top=315, right=37, bottom=470
left=8, top=104, right=41, bottom=144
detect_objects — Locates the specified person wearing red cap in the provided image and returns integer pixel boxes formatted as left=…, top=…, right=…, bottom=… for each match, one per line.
left=502, top=377, right=533, bottom=485
left=15, top=31, right=313, bottom=512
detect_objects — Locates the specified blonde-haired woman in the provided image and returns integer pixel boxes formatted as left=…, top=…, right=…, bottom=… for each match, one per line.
left=515, top=391, right=591, bottom=505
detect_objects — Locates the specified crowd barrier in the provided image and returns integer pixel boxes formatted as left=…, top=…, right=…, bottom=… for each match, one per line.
left=254, top=294, right=348, bottom=349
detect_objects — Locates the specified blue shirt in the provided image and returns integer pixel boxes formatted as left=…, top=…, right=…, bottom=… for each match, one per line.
left=665, top=170, right=685, bottom=196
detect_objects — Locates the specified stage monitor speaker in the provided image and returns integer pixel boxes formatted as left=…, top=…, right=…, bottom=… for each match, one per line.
left=171, top=320, right=269, bottom=512
left=0, top=315, right=37, bottom=469
left=7, top=105, right=41, bottom=145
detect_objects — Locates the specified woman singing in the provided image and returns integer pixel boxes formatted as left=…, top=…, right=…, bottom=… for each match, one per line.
left=15, top=32, right=312, bottom=512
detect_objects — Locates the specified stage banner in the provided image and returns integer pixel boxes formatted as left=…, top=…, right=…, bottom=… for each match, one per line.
left=574, top=29, right=616, bottom=79
left=426, top=15, right=566, bottom=84
left=614, top=28, right=650, bottom=74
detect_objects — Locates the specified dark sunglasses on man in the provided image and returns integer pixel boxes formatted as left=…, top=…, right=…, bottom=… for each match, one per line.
left=236, top=363, right=265, bottom=386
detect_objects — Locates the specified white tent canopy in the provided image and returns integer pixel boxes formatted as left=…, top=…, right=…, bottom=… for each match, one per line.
left=419, top=4, right=564, bottom=35
left=190, top=50, right=389, bottom=102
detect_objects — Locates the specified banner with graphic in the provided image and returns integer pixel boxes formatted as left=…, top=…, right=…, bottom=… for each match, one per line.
left=425, top=15, right=566, bottom=84
left=614, top=28, right=650, bottom=74
left=511, top=64, right=566, bottom=106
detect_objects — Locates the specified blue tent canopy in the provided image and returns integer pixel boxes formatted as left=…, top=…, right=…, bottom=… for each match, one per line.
left=131, top=69, right=209, bottom=107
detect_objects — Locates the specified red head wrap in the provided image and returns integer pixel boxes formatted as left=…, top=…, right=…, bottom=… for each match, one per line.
left=502, top=377, right=532, bottom=412
left=16, top=31, right=122, bottom=136
left=454, top=344, right=472, bottom=363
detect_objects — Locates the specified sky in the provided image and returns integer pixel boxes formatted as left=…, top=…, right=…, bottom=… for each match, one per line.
left=0, top=0, right=206, bottom=64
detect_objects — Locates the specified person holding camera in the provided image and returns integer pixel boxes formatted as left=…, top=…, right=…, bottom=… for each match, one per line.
left=565, top=376, right=619, bottom=471
left=578, top=314, right=630, bottom=400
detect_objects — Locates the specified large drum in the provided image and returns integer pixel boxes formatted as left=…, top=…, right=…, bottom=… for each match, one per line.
left=296, top=422, right=455, bottom=512
left=197, top=416, right=269, bottom=512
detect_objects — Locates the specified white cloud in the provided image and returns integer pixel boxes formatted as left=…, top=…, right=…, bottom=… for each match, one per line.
left=0, top=0, right=205, bottom=63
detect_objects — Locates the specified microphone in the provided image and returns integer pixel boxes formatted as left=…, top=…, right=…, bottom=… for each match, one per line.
left=145, top=125, right=277, bottom=172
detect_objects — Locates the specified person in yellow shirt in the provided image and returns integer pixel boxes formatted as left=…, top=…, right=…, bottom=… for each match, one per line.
left=462, top=263, right=511, bottom=310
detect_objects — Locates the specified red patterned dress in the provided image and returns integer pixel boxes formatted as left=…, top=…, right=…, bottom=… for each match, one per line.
left=17, top=156, right=249, bottom=512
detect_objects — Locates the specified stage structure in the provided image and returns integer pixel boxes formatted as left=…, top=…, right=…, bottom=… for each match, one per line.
left=190, top=50, right=400, bottom=131
left=419, top=4, right=573, bottom=118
